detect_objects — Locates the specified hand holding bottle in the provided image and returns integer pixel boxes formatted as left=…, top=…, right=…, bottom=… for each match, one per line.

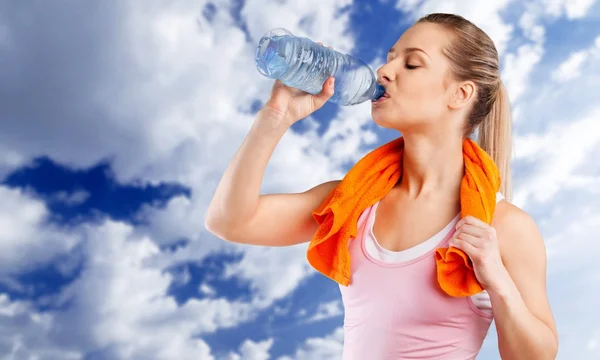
left=261, top=42, right=337, bottom=127
left=262, top=76, right=334, bottom=126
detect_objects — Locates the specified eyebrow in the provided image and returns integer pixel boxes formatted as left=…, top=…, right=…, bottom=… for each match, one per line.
left=388, top=47, right=431, bottom=59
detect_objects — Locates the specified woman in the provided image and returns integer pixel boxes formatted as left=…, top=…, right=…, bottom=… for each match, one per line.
left=206, top=13, right=558, bottom=360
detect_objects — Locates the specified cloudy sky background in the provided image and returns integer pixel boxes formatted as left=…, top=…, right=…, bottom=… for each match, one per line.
left=1, top=0, right=599, bottom=359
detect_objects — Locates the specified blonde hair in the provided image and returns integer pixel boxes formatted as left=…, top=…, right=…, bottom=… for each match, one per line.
left=417, top=13, right=513, bottom=202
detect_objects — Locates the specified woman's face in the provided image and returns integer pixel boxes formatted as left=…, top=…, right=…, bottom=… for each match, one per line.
left=372, top=22, right=460, bottom=132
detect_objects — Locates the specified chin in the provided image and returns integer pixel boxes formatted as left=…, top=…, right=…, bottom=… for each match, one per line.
left=372, top=108, right=432, bottom=134
left=372, top=110, right=405, bottom=130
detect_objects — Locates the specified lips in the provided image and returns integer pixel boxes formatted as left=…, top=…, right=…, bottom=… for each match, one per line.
left=373, top=92, right=390, bottom=103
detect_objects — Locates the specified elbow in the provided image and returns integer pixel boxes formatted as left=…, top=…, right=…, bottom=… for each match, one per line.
left=204, top=210, right=229, bottom=241
left=204, top=215, right=219, bottom=237
left=204, top=210, right=242, bottom=244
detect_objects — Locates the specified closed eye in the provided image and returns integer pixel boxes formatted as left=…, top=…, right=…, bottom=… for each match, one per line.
left=405, top=64, right=419, bottom=70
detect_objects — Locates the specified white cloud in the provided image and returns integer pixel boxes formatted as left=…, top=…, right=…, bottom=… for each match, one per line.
left=0, top=216, right=266, bottom=360
left=588, top=331, right=599, bottom=351
left=0, top=0, right=259, bottom=185
left=223, top=244, right=314, bottom=308
left=512, top=106, right=600, bottom=207
left=552, top=36, right=600, bottom=83
left=519, top=11, right=546, bottom=44
left=0, top=186, right=79, bottom=275
left=301, top=300, right=344, bottom=323
left=519, top=0, right=599, bottom=31
left=544, top=0, right=599, bottom=19
left=50, top=190, right=90, bottom=206
left=321, top=97, right=380, bottom=166
left=552, top=50, right=589, bottom=82
left=52, top=220, right=257, bottom=357
left=0, top=294, right=83, bottom=360
left=242, top=0, right=355, bottom=54
left=199, top=282, right=217, bottom=297
left=0, top=146, right=25, bottom=181
left=227, top=338, right=274, bottom=360
left=502, top=42, right=544, bottom=104
left=279, top=327, right=344, bottom=360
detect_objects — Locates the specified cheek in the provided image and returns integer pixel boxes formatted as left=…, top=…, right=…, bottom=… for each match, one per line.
left=395, top=87, right=444, bottom=118
left=403, top=79, right=447, bottom=117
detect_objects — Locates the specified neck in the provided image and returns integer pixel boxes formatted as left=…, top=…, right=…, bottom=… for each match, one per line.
left=398, top=132, right=465, bottom=200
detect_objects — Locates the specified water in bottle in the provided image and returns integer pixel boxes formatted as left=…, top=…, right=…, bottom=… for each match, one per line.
left=255, top=28, right=385, bottom=106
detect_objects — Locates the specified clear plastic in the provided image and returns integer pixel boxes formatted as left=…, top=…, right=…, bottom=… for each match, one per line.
left=255, top=28, right=385, bottom=106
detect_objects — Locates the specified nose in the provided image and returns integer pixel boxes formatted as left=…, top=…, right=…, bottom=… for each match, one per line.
left=376, top=64, right=395, bottom=85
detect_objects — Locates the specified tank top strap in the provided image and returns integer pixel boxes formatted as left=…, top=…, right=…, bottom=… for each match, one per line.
left=356, top=201, right=377, bottom=231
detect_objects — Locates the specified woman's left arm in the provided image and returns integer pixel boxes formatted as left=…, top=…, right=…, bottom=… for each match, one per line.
left=450, top=203, right=558, bottom=360
left=490, top=205, right=558, bottom=359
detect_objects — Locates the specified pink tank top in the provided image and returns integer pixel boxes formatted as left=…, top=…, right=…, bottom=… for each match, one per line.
left=338, top=201, right=495, bottom=360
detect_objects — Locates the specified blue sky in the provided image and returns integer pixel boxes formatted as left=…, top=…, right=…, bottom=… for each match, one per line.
left=1, top=0, right=599, bottom=359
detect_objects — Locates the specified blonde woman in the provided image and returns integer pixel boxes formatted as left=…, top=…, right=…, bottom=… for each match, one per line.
left=206, top=13, right=558, bottom=360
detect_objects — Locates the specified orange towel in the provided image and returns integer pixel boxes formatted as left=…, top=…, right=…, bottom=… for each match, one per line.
left=307, top=136, right=500, bottom=297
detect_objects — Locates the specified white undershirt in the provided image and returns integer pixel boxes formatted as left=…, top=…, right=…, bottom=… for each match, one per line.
left=363, top=192, right=505, bottom=313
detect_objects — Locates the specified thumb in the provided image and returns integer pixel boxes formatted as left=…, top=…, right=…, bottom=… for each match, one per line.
left=311, top=77, right=335, bottom=110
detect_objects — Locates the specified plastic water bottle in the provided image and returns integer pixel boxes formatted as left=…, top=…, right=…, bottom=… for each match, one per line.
left=255, top=28, right=385, bottom=106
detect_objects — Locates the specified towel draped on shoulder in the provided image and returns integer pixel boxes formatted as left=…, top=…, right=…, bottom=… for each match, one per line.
left=307, top=136, right=500, bottom=297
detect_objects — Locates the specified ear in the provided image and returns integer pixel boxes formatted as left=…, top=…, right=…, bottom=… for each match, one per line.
left=449, top=81, right=476, bottom=110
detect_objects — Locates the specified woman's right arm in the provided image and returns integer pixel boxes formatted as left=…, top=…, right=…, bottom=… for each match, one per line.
left=205, top=76, right=338, bottom=247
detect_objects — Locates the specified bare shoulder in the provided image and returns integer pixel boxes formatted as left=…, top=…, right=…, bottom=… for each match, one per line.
left=492, top=200, right=544, bottom=265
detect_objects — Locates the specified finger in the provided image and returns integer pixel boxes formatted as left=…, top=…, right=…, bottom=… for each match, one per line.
left=456, top=215, right=488, bottom=229
left=453, top=231, right=483, bottom=248
left=449, top=237, right=479, bottom=257
left=457, top=222, right=497, bottom=243
left=311, top=77, right=335, bottom=109
left=455, top=224, right=487, bottom=238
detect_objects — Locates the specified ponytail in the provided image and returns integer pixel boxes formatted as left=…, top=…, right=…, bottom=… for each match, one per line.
left=477, top=81, right=514, bottom=202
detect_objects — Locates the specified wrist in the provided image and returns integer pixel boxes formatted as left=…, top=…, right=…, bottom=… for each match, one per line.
left=255, top=107, right=292, bottom=134
left=486, top=266, right=515, bottom=300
